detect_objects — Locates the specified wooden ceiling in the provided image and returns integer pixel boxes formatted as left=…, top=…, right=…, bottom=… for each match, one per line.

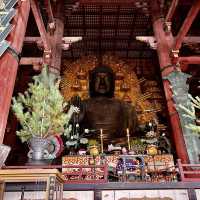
left=63, top=0, right=156, bottom=59
left=23, top=0, right=199, bottom=60
left=61, top=0, right=199, bottom=59
left=20, top=0, right=194, bottom=60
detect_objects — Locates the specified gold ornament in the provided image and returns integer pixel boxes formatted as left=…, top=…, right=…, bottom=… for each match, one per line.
left=77, top=67, right=87, bottom=80
left=146, top=145, right=158, bottom=156
left=89, top=145, right=99, bottom=157
left=116, top=67, right=124, bottom=80
left=72, top=79, right=82, bottom=91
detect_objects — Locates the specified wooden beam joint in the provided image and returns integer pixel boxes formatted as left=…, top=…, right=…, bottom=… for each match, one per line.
left=163, top=21, right=172, bottom=34
left=173, top=0, right=200, bottom=51
left=44, top=0, right=55, bottom=30
left=30, top=0, right=51, bottom=52
left=171, top=49, right=179, bottom=65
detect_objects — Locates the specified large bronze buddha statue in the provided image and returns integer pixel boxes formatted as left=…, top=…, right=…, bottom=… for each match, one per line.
left=78, top=65, right=138, bottom=144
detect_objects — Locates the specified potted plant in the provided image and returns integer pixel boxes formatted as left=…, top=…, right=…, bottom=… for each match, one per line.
left=12, top=66, right=78, bottom=161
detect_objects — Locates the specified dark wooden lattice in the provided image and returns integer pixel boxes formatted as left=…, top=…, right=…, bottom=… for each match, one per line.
left=63, top=0, right=154, bottom=58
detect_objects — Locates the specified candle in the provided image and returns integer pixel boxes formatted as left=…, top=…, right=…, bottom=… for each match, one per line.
left=126, top=128, right=129, bottom=135
left=100, top=129, right=104, bottom=154
left=126, top=128, right=130, bottom=151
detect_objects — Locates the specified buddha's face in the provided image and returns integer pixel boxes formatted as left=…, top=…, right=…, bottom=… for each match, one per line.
left=94, top=72, right=111, bottom=94
left=89, top=65, right=115, bottom=98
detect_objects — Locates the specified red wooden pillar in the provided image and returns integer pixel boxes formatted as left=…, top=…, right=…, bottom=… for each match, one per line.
left=165, top=0, right=179, bottom=22
left=150, top=1, right=189, bottom=163
left=0, top=1, right=30, bottom=144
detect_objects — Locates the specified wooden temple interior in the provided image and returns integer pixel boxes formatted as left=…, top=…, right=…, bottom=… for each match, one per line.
left=0, top=0, right=200, bottom=199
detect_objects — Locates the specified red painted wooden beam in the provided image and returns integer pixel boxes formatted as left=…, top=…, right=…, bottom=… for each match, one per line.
left=179, top=56, right=200, bottom=64
left=166, top=0, right=179, bottom=22
left=150, top=0, right=189, bottom=164
left=184, top=36, right=200, bottom=43
left=173, top=0, right=200, bottom=51
left=48, top=0, right=64, bottom=74
left=163, top=81, right=189, bottom=164
left=30, top=0, right=51, bottom=52
left=44, top=0, right=55, bottom=24
left=152, top=20, right=174, bottom=76
left=24, top=37, right=43, bottom=50
left=24, top=37, right=41, bottom=43
left=20, top=57, right=43, bottom=65
left=0, top=0, right=30, bottom=144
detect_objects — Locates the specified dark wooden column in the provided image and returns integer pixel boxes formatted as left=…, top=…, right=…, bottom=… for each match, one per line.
left=150, top=0, right=189, bottom=163
left=49, top=18, right=64, bottom=74
left=0, top=1, right=30, bottom=144
left=48, top=0, right=64, bottom=74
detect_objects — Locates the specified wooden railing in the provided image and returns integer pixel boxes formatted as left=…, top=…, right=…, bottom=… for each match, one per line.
left=3, top=163, right=178, bottom=183
left=177, top=159, right=200, bottom=182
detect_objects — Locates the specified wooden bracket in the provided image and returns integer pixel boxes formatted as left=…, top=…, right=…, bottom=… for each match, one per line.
left=171, top=49, right=179, bottom=65
left=163, top=21, right=172, bottom=34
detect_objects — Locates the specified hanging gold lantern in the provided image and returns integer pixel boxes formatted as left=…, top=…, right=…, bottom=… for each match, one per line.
left=116, top=67, right=124, bottom=80
left=120, top=80, right=130, bottom=92
left=71, top=79, right=82, bottom=91
left=115, top=80, right=121, bottom=91
left=77, top=67, right=87, bottom=80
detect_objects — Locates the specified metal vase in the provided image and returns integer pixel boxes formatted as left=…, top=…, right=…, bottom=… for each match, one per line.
left=28, top=137, right=49, bottom=160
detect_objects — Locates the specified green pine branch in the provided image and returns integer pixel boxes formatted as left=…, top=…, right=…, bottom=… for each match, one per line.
left=12, top=65, right=77, bottom=142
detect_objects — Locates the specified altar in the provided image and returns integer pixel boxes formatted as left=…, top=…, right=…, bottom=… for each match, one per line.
left=62, top=154, right=176, bottom=183
left=59, top=55, right=174, bottom=184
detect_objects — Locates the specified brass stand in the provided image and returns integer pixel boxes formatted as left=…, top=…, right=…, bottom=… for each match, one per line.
left=126, top=128, right=131, bottom=151
left=100, top=129, right=104, bottom=154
